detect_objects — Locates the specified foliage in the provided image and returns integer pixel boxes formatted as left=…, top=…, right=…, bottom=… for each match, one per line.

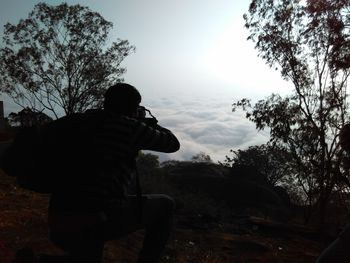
left=160, top=159, right=182, bottom=168
left=236, top=0, right=350, bottom=223
left=137, top=152, right=160, bottom=177
left=191, top=152, right=213, bottom=163
left=0, top=2, right=135, bottom=118
left=8, top=108, right=53, bottom=127
left=141, top=156, right=293, bottom=221
left=224, top=144, right=293, bottom=187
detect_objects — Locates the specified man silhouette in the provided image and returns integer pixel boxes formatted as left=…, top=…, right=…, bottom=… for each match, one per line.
left=46, top=83, right=180, bottom=263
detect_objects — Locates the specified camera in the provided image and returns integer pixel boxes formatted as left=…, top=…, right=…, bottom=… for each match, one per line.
left=137, top=106, right=158, bottom=126
left=137, top=106, right=147, bottom=119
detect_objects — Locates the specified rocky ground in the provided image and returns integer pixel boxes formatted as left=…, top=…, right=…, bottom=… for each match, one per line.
left=0, top=170, right=330, bottom=263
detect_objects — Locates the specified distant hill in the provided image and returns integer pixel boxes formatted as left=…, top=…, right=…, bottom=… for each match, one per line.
left=160, top=162, right=291, bottom=222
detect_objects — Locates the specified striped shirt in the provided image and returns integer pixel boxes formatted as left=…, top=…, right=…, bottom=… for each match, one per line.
left=94, top=111, right=179, bottom=194
left=50, top=109, right=180, bottom=211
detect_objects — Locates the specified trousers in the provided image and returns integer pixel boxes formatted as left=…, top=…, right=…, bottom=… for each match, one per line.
left=49, top=194, right=175, bottom=263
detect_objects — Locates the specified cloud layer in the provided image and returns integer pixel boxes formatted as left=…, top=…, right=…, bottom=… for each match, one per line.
left=1, top=92, right=269, bottom=163
left=143, top=95, right=269, bottom=163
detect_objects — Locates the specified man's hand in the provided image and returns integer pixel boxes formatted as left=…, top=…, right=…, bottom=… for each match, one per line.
left=142, top=117, right=158, bottom=127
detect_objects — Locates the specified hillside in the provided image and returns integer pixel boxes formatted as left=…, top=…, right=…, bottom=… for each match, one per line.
left=0, top=168, right=331, bottom=263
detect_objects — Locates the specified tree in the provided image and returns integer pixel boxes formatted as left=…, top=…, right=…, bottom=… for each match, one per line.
left=224, top=144, right=293, bottom=187
left=8, top=108, right=53, bottom=128
left=191, top=152, right=213, bottom=163
left=137, top=152, right=160, bottom=177
left=0, top=2, right=135, bottom=118
left=234, top=0, right=350, bottom=223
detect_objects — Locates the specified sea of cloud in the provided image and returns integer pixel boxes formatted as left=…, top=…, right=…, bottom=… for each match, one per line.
left=1, top=92, right=270, bottom=164
left=143, top=94, right=270, bottom=163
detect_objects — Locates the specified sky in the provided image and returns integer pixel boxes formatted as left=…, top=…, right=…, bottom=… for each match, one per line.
left=0, top=0, right=294, bottom=162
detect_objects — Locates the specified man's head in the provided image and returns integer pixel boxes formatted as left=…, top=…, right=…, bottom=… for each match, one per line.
left=104, top=83, right=141, bottom=116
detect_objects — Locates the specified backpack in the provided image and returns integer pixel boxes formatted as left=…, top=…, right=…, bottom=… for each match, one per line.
left=1, top=111, right=102, bottom=194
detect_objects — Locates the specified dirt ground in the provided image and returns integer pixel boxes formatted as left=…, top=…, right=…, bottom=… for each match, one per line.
left=0, top=170, right=329, bottom=263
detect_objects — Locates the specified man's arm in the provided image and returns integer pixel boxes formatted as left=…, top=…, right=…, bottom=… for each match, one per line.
left=131, top=121, right=180, bottom=153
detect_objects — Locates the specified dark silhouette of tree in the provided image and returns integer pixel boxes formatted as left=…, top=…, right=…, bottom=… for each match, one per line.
left=137, top=152, right=160, bottom=177
left=234, top=0, right=350, bottom=223
left=191, top=152, right=213, bottom=163
left=8, top=108, right=53, bottom=128
left=224, top=144, right=293, bottom=187
left=0, top=2, right=135, bottom=118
